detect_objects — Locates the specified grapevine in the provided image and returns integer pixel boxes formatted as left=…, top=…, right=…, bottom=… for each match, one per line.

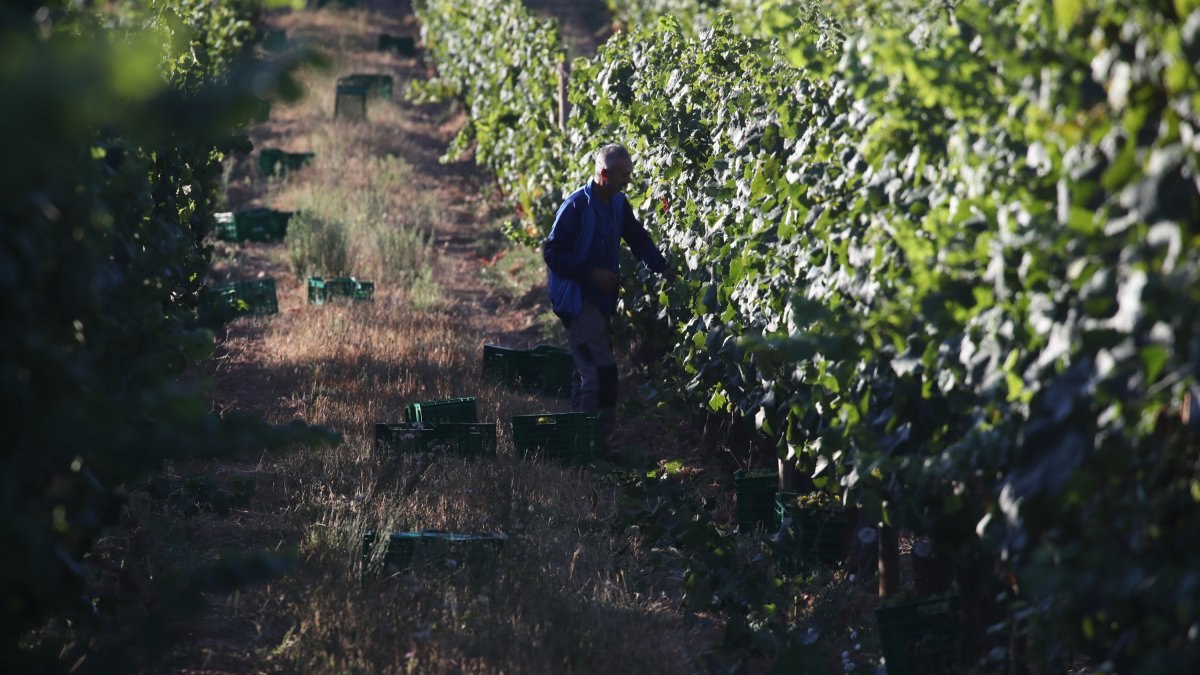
left=413, top=0, right=1200, bottom=669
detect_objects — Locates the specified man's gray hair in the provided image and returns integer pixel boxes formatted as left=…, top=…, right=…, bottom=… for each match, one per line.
left=594, top=143, right=632, bottom=173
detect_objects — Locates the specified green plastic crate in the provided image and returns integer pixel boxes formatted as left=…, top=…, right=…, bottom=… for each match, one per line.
left=252, top=99, right=270, bottom=123
left=213, top=211, right=234, bottom=238
left=374, top=422, right=496, bottom=457
left=259, top=149, right=314, bottom=177
left=378, top=34, right=415, bottom=54
left=875, top=596, right=961, bottom=675
left=338, top=74, right=393, bottom=99
left=363, top=531, right=505, bottom=575
left=529, top=345, right=573, bottom=397
left=307, top=276, right=374, bottom=304
left=775, top=492, right=849, bottom=569
left=734, top=469, right=777, bottom=531
left=404, top=397, right=478, bottom=425
left=200, top=277, right=278, bottom=321
left=215, top=208, right=291, bottom=243
left=334, top=83, right=367, bottom=121
left=236, top=208, right=290, bottom=242
left=482, top=344, right=574, bottom=398
left=482, top=344, right=529, bottom=381
left=511, top=412, right=603, bottom=463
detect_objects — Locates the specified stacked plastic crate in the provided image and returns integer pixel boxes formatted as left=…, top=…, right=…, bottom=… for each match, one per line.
left=375, top=397, right=495, bottom=458
left=307, top=277, right=375, bottom=304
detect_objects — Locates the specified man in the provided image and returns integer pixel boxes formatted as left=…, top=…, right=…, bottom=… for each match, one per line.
left=543, top=143, right=671, bottom=449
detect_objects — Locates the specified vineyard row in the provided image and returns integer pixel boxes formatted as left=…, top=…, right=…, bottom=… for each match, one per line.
left=412, top=0, right=1200, bottom=670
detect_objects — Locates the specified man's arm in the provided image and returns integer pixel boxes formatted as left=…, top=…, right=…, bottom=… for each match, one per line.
left=621, top=201, right=669, bottom=274
left=543, top=199, right=591, bottom=280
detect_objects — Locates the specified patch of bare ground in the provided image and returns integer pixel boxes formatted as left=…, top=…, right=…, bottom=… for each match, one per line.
left=87, top=3, right=719, bottom=674
left=521, top=0, right=614, bottom=59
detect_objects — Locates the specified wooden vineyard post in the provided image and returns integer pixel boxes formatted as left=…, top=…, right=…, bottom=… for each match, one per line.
left=557, top=61, right=568, bottom=130
left=879, top=523, right=899, bottom=598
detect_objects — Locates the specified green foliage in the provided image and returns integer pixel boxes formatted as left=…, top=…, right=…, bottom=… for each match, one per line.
left=1, top=2, right=334, bottom=668
left=410, top=0, right=570, bottom=245
left=288, top=210, right=352, bottom=277
left=422, top=0, right=1200, bottom=670
left=604, top=0, right=845, bottom=75
left=598, top=3, right=1200, bottom=669
left=612, top=466, right=831, bottom=670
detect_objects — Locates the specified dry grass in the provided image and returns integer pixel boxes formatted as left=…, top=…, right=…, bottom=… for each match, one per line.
left=278, top=450, right=691, bottom=673
left=222, top=9, right=449, bottom=305
left=135, top=5, right=710, bottom=673
left=206, top=273, right=701, bottom=672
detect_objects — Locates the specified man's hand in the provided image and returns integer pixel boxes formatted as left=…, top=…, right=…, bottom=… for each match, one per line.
left=590, top=268, right=621, bottom=293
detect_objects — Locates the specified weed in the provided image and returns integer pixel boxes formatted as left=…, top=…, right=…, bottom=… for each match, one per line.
left=287, top=209, right=351, bottom=278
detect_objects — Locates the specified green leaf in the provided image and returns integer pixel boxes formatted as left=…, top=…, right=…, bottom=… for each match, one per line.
left=1140, top=345, right=1169, bottom=383
left=684, top=571, right=713, bottom=610
left=1053, top=0, right=1083, bottom=33
left=708, top=390, right=727, bottom=412
left=755, top=407, right=773, bottom=435
left=859, top=488, right=883, bottom=525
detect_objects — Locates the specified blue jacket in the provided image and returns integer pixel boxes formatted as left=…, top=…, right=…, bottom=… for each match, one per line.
left=543, top=182, right=668, bottom=318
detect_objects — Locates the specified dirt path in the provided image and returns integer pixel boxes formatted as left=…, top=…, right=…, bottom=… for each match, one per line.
left=522, top=0, right=613, bottom=59
left=105, top=3, right=712, bottom=673
left=215, top=3, right=558, bottom=346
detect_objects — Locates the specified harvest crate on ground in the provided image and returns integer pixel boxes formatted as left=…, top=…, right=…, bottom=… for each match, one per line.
left=874, top=595, right=961, bottom=675
left=775, top=491, right=850, bottom=569
left=403, top=397, right=478, bottom=425
left=374, top=422, right=496, bottom=457
left=334, top=82, right=367, bottom=121
left=482, top=344, right=525, bottom=381
left=528, top=344, right=573, bottom=396
left=511, top=412, right=603, bottom=463
left=200, top=277, right=278, bottom=320
left=378, top=34, right=415, bottom=54
left=482, top=344, right=573, bottom=398
left=214, top=208, right=292, bottom=243
left=338, top=74, right=394, bottom=98
left=307, top=276, right=374, bottom=304
left=258, top=148, right=314, bottom=177
left=363, top=531, right=505, bottom=575
left=733, top=468, right=776, bottom=531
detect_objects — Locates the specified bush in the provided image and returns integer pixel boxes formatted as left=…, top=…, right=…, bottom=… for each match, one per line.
left=0, top=2, right=331, bottom=668
left=288, top=209, right=352, bottom=278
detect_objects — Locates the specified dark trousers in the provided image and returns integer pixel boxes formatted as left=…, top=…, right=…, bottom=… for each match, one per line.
left=564, top=302, right=617, bottom=434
